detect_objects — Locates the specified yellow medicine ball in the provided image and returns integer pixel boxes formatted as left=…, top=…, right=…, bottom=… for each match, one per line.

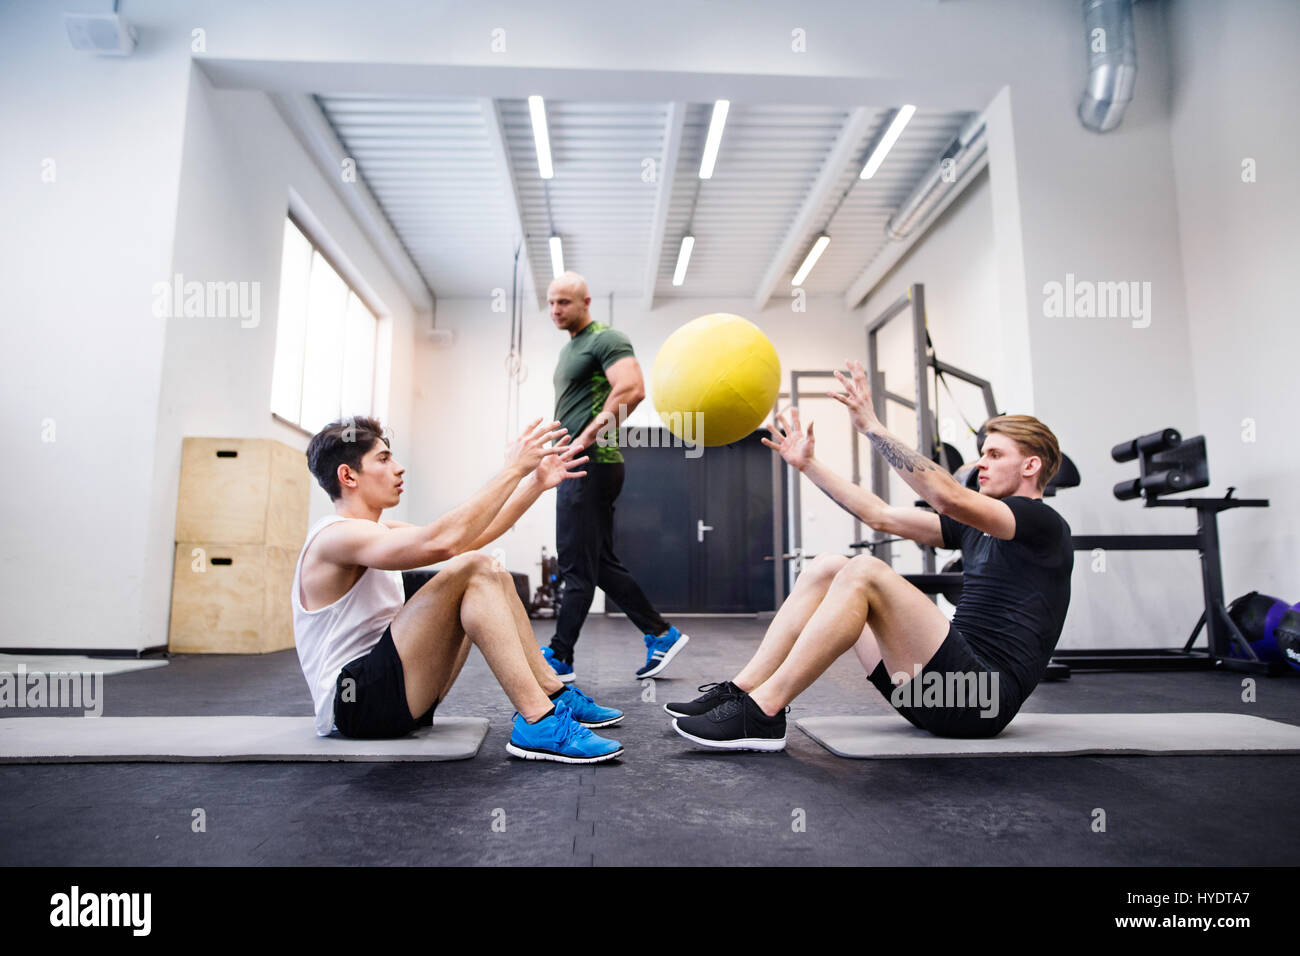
left=650, top=313, right=781, bottom=447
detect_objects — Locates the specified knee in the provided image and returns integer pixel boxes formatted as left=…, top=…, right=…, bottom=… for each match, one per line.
left=447, top=551, right=497, bottom=579
left=837, top=554, right=890, bottom=596
left=799, top=553, right=850, bottom=586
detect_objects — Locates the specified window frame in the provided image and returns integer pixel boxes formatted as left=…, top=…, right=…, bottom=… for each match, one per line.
left=271, top=212, right=382, bottom=436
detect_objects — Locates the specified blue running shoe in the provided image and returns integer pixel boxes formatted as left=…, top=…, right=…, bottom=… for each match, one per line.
left=560, top=683, right=624, bottom=728
left=541, top=645, right=576, bottom=683
left=506, top=698, right=623, bottom=764
left=636, top=625, right=690, bottom=678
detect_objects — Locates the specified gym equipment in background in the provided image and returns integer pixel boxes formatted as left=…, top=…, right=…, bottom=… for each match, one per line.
left=913, top=426, right=1277, bottom=676
left=776, top=368, right=876, bottom=601
left=402, top=569, right=532, bottom=614
left=1280, top=608, right=1300, bottom=671
left=651, top=313, right=781, bottom=447
left=1048, top=426, right=1276, bottom=675
left=529, top=546, right=563, bottom=619
left=168, top=437, right=310, bottom=655
left=860, top=283, right=999, bottom=573
left=1226, top=591, right=1300, bottom=673
left=780, top=280, right=1280, bottom=677
left=1109, top=427, right=1208, bottom=501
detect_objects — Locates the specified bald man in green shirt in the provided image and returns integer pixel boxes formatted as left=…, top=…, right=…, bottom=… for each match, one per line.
left=541, top=272, right=689, bottom=682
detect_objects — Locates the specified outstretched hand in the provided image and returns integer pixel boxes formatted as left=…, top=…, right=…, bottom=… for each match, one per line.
left=506, top=418, right=567, bottom=474
left=830, top=359, right=879, bottom=434
left=761, top=407, right=816, bottom=472
left=534, top=434, right=589, bottom=489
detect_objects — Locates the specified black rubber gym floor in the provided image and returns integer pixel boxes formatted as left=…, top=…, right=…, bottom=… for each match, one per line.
left=3, top=616, right=1298, bottom=867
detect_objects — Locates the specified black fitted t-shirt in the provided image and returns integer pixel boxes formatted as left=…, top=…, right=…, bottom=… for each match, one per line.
left=938, top=497, right=1073, bottom=699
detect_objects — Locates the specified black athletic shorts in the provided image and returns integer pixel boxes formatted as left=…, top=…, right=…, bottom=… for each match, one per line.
left=332, top=625, right=436, bottom=739
left=867, top=625, right=1022, bottom=738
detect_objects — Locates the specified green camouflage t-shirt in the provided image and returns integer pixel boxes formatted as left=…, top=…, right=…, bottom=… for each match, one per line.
left=553, top=321, right=635, bottom=464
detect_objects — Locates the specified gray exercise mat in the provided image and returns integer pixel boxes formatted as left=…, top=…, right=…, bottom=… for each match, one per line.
left=0, top=654, right=167, bottom=676
left=796, top=712, right=1300, bottom=758
left=0, top=715, right=490, bottom=763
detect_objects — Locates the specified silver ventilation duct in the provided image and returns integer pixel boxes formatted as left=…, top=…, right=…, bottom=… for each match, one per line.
left=885, top=115, right=987, bottom=242
left=1079, top=0, right=1137, bottom=132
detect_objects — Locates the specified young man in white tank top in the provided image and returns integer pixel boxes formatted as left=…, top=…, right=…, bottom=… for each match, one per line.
left=293, top=416, right=624, bottom=764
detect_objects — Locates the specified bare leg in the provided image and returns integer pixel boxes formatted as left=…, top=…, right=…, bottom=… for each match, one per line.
left=391, top=553, right=554, bottom=722
left=851, top=622, right=883, bottom=677
left=459, top=567, right=556, bottom=721
left=390, top=556, right=478, bottom=720
left=732, top=554, right=849, bottom=691
left=749, top=555, right=949, bottom=716
left=433, top=631, right=473, bottom=707
left=497, top=571, right=565, bottom=697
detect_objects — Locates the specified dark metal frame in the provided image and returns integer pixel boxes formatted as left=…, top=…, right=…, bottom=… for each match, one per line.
left=903, top=492, right=1280, bottom=675
left=857, top=284, right=1280, bottom=676
left=864, top=283, right=997, bottom=571
left=772, top=372, right=864, bottom=600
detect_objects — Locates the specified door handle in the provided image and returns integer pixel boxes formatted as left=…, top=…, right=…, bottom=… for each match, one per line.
left=697, top=519, right=714, bottom=543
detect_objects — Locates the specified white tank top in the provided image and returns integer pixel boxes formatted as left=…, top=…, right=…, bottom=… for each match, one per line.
left=291, top=514, right=405, bottom=735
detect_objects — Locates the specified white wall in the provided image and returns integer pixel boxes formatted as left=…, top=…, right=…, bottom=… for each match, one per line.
left=149, top=65, right=421, bottom=649
left=0, top=0, right=422, bottom=650
left=0, top=2, right=192, bottom=650
left=989, top=0, right=1209, bottom=649
left=867, top=167, right=1003, bottom=510
left=7, top=0, right=1293, bottom=654
left=1167, top=0, right=1300, bottom=601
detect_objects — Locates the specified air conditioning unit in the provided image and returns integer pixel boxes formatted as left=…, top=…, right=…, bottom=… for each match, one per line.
left=63, top=12, right=137, bottom=56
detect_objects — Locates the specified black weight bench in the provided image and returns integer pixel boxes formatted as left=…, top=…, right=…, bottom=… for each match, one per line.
left=402, top=569, right=532, bottom=613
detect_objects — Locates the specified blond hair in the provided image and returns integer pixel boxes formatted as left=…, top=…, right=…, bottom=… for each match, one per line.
left=982, top=415, right=1061, bottom=491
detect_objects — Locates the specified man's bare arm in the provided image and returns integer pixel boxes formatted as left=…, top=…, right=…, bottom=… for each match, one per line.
left=763, top=409, right=944, bottom=548
left=464, top=437, right=590, bottom=552
left=462, top=473, right=543, bottom=552
left=834, top=360, right=1016, bottom=539
left=801, top=458, right=944, bottom=548
left=315, top=419, right=566, bottom=571
left=861, top=425, right=967, bottom=515
left=315, top=463, right=532, bottom=571
left=576, top=356, right=644, bottom=452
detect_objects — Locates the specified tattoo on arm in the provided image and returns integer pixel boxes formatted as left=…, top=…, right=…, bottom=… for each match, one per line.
left=868, top=432, right=943, bottom=475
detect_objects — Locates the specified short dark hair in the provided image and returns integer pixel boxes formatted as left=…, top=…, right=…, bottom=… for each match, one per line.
left=306, top=416, right=390, bottom=501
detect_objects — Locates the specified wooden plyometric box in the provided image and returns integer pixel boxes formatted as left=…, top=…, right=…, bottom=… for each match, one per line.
left=175, top=437, right=310, bottom=550
left=168, top=543, right=298, bottom=654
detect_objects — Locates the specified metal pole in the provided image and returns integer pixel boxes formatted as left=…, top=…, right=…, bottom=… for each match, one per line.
left=790, top=372, right=803, bottom=562
left=911, top=285, right=935, bottom=574
left=771, top=395, right=786, bottom=606
left=867, top=328, right=886, bottom=506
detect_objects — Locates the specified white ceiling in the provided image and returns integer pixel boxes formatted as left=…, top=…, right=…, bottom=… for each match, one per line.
left=317, top=93, right=973, bottom=307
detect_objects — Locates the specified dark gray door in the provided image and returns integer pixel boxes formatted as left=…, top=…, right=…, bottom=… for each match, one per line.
left=610, top=428, right=778, bottom=613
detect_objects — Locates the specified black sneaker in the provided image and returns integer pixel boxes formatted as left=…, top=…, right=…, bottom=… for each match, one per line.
left=664, top=681, right=743, bottom=719
left=672, top=692, right=787, bottom=752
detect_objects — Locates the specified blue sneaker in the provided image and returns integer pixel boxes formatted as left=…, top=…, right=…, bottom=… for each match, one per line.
left=506, top=698, right=623, bottom=764
left=560, top=683, right=624, bottom=728
left=636, top=626, right=690, bottom=678
left=541, top=645, right=576, bottom=683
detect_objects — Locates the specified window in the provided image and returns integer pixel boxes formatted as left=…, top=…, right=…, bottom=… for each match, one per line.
left=271, top=217, right=380, bottom=435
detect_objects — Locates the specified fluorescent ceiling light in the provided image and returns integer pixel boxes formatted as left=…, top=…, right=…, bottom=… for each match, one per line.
left=549, top=235, right=564, bottom=278
left=791, top=235, right=830, bottom=287
left=699, top=99, right=730, bottom=179
left=672, top=236, right=695, bottom=286
left=859, top=105, right=916, bottom=180
left=529, top=95, right=554, bottom=179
